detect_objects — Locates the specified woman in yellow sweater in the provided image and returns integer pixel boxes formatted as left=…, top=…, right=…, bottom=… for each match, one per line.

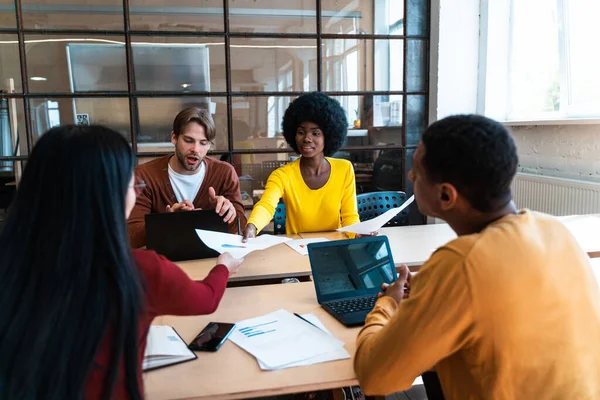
left=242, top=92, right=360, bottom=239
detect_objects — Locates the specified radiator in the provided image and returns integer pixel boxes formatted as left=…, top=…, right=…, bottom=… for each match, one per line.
left=511, top=173, right=600, bottom=216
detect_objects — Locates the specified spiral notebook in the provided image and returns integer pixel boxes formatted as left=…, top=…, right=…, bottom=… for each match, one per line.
left=143, top=326, right=197, bottom=371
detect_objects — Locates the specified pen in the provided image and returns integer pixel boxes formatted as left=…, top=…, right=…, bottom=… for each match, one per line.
left=237, top=217, right=241, bottom=235
left=293, top=313, right=322, bottom=331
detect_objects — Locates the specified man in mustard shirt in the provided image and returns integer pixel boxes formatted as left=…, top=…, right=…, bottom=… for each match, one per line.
left=354, top=114, right=600, bottom=399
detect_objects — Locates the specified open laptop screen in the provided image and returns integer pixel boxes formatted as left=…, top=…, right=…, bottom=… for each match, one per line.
left=308, top=237, right=396, bottom=299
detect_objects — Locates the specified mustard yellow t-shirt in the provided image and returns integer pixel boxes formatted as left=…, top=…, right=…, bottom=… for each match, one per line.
left=355, top=210, right=600, bottom=399
left=247, top=157, right=360, bottom=234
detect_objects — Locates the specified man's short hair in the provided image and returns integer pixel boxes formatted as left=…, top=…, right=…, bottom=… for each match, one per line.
left=172, top=107, right=216, bottom=141
left=421, top=114, right=518, bottom=212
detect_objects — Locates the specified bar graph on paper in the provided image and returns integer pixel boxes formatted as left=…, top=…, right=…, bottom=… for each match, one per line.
left=238, top=320, right=278, bottom=338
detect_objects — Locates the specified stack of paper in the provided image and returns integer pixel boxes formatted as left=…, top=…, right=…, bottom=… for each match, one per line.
left=196, top=229, right=292, bottom=258
left=143, top=326, right=196, bottom=371
left=229, top=309, right=350, bottom=370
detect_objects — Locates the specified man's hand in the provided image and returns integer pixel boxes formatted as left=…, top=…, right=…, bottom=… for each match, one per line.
left=242, top=224, right=257, bottom=243
left=166, top=200, right=195, bottom=212
left=208, top=187, right=237, bottom=224
left=217, top=252, right=244, bottom=276
left=378, top=264, right=412, bottom=305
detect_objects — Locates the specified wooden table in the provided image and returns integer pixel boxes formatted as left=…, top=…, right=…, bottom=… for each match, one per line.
left=144, top=282, right=360, bottom=400
left=177, top=215, right=600, bottom=284
left=176, top=234, right=308, bottom=284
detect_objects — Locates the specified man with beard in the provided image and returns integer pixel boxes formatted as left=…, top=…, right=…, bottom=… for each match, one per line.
left=127, top=108, right=246, bottom=248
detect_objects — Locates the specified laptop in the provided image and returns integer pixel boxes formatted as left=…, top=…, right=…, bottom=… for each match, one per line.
left=307, top=236, right=397, bottom=326
left=145, top=209, right=229, bottom=261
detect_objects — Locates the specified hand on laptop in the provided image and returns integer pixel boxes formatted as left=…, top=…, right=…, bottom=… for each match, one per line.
left=241, top=223, right=257, bottom=243
left=378, top=264, right=412, bottom=305
left=209, top=187, right=237, bottom=224
left=217, top=252, right=244, bottom=276
left=166, top=200, right=195, bottom=212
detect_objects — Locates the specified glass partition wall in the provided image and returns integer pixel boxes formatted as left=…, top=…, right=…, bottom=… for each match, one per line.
left=0, top=0, right=430, bottom=224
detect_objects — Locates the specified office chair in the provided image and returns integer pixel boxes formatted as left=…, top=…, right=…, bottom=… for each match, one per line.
left=273, top=199, right=286, bottom=234
left=356, top=191, right=409, bottom=227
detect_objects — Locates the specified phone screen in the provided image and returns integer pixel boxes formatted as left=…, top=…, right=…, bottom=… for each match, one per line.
left=188, top=322, right=236, bottom=352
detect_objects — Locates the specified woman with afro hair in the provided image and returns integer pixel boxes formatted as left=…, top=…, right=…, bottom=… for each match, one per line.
left=243, top=92, right=361, bottom=239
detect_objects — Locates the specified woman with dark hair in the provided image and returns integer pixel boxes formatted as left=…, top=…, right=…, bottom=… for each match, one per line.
left=0, top=125, right=242, bottom=399
left=242, top=92, right=360, bottom=239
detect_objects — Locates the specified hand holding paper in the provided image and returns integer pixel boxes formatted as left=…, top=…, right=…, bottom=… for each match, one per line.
left=196, top=229, right=291, bottom=258
left=337, top=195, right=414, bottom=235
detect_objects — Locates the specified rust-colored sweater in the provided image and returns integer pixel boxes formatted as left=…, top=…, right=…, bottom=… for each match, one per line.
left=127, top=155, right=246, bottom=248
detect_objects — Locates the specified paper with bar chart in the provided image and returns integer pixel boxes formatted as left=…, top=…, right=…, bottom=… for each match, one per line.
left=229, top=309, right=345, bottom=370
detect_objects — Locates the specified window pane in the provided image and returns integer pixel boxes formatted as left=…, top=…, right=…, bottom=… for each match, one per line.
left=230, top=38, right=317, bottom=92
left=0, top=0, right=15, bottom=28
left=0, top=35, right=22, bottom=93
left=322, top=0, right=404, bottom=36
left=129, top=0, right=224, bottom=32
left=406, top=95, right=426, bottom=146
left=234, top=151, right=294, bottom=208
left=25, top=35, right=127, bottom=93
left=323, top=39, right=403, bottom=92
left=566, top=0, right=600, bottom=116
left=406, top=39, right=427, bottom=92
left=136, top=97, right=228, bottom=153
left=508, top=0, right=559, bottom=119
left=231, top=96, right=294, bottom=149
left=29, top=97, right=130, bottom=143
left=22, top=0, right=124, bottom=30
left=406, top=0, right=428, bottom=36
left=0, top=98, right=27, bottom=168
left=229, top=0, right=316, bottom=34
left=132, top=36, right=225, bottom=92
left=330, top=95, right=403, bottom=146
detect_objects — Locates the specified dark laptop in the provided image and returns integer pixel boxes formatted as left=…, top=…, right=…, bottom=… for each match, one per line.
left=307, top=236, right=397, bottom=326
left=145, top=209, right=229, bottom=261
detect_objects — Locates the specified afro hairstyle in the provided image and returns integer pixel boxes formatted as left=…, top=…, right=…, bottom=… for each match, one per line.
left=281, top=92, right=348, bottom=157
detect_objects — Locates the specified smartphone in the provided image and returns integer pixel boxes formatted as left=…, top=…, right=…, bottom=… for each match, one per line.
left=188, top=322, right=236, bottom=352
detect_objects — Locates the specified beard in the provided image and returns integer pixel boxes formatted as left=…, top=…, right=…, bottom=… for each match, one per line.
left=175, top=148, right=203, bottom=172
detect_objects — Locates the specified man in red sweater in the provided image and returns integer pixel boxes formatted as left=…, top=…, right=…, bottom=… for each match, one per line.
left=128, top=108, right=247, bottom=248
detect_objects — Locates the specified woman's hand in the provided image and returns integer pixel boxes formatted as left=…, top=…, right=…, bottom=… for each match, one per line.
left=242, top=224, right=257, bottom=243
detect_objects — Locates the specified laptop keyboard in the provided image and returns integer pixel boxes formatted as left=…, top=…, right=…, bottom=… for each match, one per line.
left=327, top=296, right=378, bottom=315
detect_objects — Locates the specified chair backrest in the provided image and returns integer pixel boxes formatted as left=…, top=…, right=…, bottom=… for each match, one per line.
left=273, top=200, right=286, bottom=234
left=356, top=191, right=409, bottom=227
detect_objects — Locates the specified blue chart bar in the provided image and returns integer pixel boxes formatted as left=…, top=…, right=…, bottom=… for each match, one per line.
left=239, top=320, right=278, bottom=338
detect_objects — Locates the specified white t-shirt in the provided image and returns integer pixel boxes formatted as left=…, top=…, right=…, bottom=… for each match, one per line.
left=168, top=162, right=206, bottom=203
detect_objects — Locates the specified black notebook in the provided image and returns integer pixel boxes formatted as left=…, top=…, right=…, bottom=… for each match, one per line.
left=143, top=326, right=197, bottom=371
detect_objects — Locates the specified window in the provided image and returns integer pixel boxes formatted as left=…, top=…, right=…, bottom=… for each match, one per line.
left=1, top=0, right=430, bottom=224
left=481, top=0, right=600, bottom=121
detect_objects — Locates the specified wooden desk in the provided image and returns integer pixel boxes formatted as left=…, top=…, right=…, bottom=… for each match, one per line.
left=144, top=282, right=360, bottom=400
left=559, top=215, right=600, bottom=258
left=590, top=257, right=600, bottom=284
left=178, top=215, right=600, bottom=283
left=175, top=234, right=308, bottom=283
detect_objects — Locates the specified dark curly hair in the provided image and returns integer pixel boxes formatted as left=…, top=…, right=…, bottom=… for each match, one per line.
left=421, top=114, right=518, bottom=213
left=282, top=92, right=348, bottom=157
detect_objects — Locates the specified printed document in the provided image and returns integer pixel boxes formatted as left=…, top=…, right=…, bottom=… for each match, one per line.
left=337, top=195, right=414, bottom=235
left=196, top=229, right=291, bottom=258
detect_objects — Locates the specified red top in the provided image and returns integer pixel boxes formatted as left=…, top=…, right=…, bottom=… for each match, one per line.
left=85, top=249, right=229, bottom=399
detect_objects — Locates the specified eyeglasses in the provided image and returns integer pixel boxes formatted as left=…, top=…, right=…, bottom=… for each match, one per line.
left=131, top=175, right=147, bottom=197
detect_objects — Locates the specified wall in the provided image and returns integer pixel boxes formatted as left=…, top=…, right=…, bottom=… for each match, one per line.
left=510, top=124, right=600, bottom=183
left=429, top=0, right=600, bottom=185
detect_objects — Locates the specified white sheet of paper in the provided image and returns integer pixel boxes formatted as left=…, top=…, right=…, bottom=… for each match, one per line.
left=195, top=229, right=292, bottom=258
left=284, top=238, right=329, bottom=256
left=229, top=309, right=345, bottom=369
left=337, top=195, right=415, bottom=235
left=257, top=313, right=350, bottom=370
